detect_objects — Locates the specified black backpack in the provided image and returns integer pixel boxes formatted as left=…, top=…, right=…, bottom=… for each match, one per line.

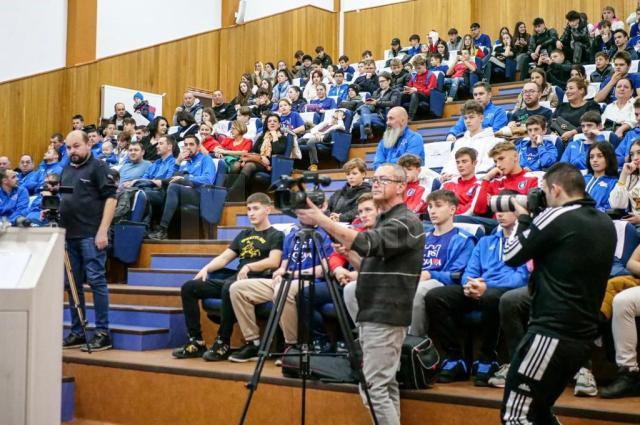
left=397, top=335, right=440, bottom=390
left=281, top=346, right=359, bottom=384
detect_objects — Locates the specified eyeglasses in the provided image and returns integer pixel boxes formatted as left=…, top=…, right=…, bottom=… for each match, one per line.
left=370, top=177, right=403, bottom=186
left=522, top=89, right=539, bottom=94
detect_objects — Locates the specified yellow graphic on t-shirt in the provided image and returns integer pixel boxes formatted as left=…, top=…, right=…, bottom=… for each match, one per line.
left=240, top=241, right=261, bottom=259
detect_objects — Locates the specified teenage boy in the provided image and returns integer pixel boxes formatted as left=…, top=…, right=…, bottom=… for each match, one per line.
left=229, top=223, right=332, bottom=361
left=470, top=23, right=492, bottom=53
left=616, top=99, right=640, bottom=164
left=520, top=17, right=559, bottom=80
left=402, top=56, right=438, bottom=121
left=537, top=49, right=571, bottom=89
left=429, top=53, right=449, bottom=73
left=410, top=190, right=476, bottom=337
left=172, top=193, right=283, bottom=360
left=441, top=100, right=503, bottom=179
left=328, top=70, right=349, bottom=103
left=426, top=190, right=529, bottom=386
left=447, top=28, right=463, bottom=51
left=338, top=55, right=355, bottom=81
left=406, top=34, right=424, bottom=58
left=516, top=115, right=558, bottom=171
left=148, top=134, right=215, bottom=240
left=315, top=46, right=332, bottom=68
left=610, top=29, right=638, bottom=60
left=473, top=141, right=541, bottom=216
left=590, top=52, right=614, bottom=83
left=389, top=58, right=410, bottom=90
left=596, top=51, right=640, bottom=103
left=442, top=148, right=482, bottom=215
left=354, top=60, right=380, bottom=95
left=559, top=10, right=590, bottom=64
left=399, top=153, right=441, bottom=215
left=251, top=89, right=273, bottom=119
left=295, top=55, right=314, bottom=81
left=563, top=111, right=619, bottom=169
left=447, top=82, right=508, bottom=140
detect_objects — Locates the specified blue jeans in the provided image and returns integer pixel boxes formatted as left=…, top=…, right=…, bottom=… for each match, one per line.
left=357, top=106, right=385, bottom=140
left=300, top=280, right=335, bottom=341
left=160, top=183, right=200, bottom=228
left=65, top=237, right=110, bottom=335
left=445, top=77, right=465, bottom=100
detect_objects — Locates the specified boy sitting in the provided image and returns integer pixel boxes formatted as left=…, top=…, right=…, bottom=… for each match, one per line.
left=516, top=115, right=558, bottom=171
left=442, top=147, right=482, bottom=215
left=399, top=153, right=441, bottom=215
left=562, top=111, right=618, bottom=170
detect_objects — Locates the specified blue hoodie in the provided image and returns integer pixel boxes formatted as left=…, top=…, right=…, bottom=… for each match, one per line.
left=562, top=132, right=619, bottom=170
left=462, top=229, right=529, bottom=289
left=448, top=101, right=508, bottom=138
left=584, top=174, right=617, bottom=211
left=373, top=127, right=425, bottom=169
left=177, top=152, right=216, bottom=187
left=17, top=170, right=43, bottom=195
left=328, top=83, right=349, bottom=103
left=422, top=227, right=475, bottom=285
left=142, top=155, right=177, bottom=180
left=616, top=127, right=640, bottom=165
left=0, top=186, right=29, bottom=225
left=517, top=136, right=558, bottom=171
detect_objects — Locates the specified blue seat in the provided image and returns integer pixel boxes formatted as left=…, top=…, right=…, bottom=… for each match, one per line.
left=610, top=220, right=640, bottom=276
left=255, top=134, right=295, bottom=187
left=554, top=86, right=565, bottom=102
left=453, top=216, right=497, bottom=238
left=112, top=190, right=148, bottom=264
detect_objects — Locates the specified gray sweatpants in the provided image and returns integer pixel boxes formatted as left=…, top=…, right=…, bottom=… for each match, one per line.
left=343, top=281, right=359, bottom=323
left=612, top=286, right=640, bottom=370
left=359, top=321, right=406, bottom=425
left=409, top=279, right=444, bottom=336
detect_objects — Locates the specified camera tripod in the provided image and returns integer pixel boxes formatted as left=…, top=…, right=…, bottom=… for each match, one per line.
left=238, top=226, right=378, bottom=425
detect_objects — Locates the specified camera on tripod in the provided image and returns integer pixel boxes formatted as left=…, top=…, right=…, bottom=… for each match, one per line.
left=39, top=182, right=73, bottom=224
left=489, top=187, right=547, bottom=217
left=272, top=172, right=332, bottom=217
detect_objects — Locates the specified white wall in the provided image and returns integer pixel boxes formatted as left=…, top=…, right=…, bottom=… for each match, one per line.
left=0, top=0, right=67, bottom=83
left=341, top=0, right=408, bottom=12
left=96, top=0, right=222, bottom=58
left=242, top=0, right=334, bottom=22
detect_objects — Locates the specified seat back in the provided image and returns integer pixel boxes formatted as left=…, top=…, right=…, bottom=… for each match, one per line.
left=200, top=186, right=227, bottom=224
left=113, top=222, right=146, bottom=264
left=423, top=141, right=453, bottom=173
left=453, top=215, right=498, bottom=236
left=130, top=190, right=147, bottom=222
left=213, top=158, right=226, bottom=186
left=614, top=220, right=640, bottom=265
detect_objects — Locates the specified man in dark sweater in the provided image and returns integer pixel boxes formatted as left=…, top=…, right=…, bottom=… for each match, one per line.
left=537, top=49, right=572, bottom=89
left=500, top=163, right=616, bottom=424
left=559, top=10, right=590, bottom=64
left=520, top=17, right=559, bottom=80
left=296, top=163, right=425, bottom=425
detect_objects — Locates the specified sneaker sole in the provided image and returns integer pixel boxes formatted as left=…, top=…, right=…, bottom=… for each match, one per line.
left=487, top=379, right=506, bottom=388
left=574, top=387, right=598, bottom=397
left=228, top=356, right=259, bottom=363
left=203, top=354, right=229, bottom=362
left=81, top=345, right=113, bottom=352
left=63, top=344, right=86, bottom=349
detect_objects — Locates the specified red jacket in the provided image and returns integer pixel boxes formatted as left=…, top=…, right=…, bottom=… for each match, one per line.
left=329, top=224, right=366, bottom=272
left=403, top=180, right=428, bottom=214
left=408, top=70, right=438, bottom=96
left=473, top=169, right=540, bottom=215
left=442, top=176, right=482, bottom=215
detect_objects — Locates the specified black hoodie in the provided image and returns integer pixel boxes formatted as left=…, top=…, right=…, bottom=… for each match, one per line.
left=327, top=181, right=371, bottom=223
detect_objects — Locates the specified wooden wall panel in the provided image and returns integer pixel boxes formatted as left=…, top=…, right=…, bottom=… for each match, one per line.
left=66, top=0, right=97, bottom=66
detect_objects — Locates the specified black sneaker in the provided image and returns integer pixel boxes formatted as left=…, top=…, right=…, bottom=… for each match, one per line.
left=312, top=339, right=332, bottom=353
left=364, top=125, right=373, bottom=140
left=148, top=227, right=168, bottom=241
left=473, top=361, right=500, bottom=387
left=229, top=342, right=260, bottom=363
left=172, top=337, right=206, bottom=359
left=63, top=333, right=87, bottom=349
left=81, top=332, right=112, bottom=352
left=202, top=338, right=231, bottom=362
left=437, top=359, right=469, bottom=383
left=600, top=368, right=640, bottom=399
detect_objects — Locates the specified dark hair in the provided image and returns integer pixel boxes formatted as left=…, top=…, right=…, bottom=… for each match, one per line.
left=361, top=50, right=373, bottom=57
left=276, top=69, right=292, bottom=83
left=473, top=81, right=491, bottom=93
left=613, top=50, right=632, bottom=66
left=595, top=51, right=609, bottom=60
left=397, top=154, right=422, bottom=168
left=532, top=17, right=545, bottom=26
left=514, top=21, right=527, bottom=36
left=129, top=141, right=145, bottom=151
left=247, top=192, right=272, bottom=205
left=587, top=142, right=618, bottom=177
left=600, top=19, right=612, bottom=29
left=311, top=58, right=323, bottom=66
left=289, top=86, right=302, bottom=96
left=338, top=55, right=349, bottom=62
left=334, top=69, right=344, bottom=77
left=202, top=107, right=217, bottom=123
left=461, top=100, right=484, bottom=115
left=256, top=89, right=270, bottom=98
left=72, top=114, right=84, bottom=121
left=51, top=132, right=64, bottom=142
left=118, top=132, right=132, bottom=143
left=348, top=84, right=360, bottom=95
left=294, top=50, right=305, bottom=59
left=176, top=111, right=196, bottom=126
left=431, top=52, right=443, bottom=62
left=315, top=46, right=324, bottom=54
left=302, top=54, right=313, bottom=62
left=580, top=110, right=602, bottom=125
left=183, top=133, right=199, bottom=145
left=470, top=22, right=480, bottom=29
left=448, top=28, right=458, bottom=35
left=455, top=147, right=478, bottom=161
left=409, top=34, right=420, bottom=42
left=614, top=29, right=629, bottom=39
left=543, top=163, right=586, bottom=197
left=566, top=10, right=581, bottom=21
left=163, top=134, right=176, bottom=147
left=147, top=116, right=169, bottom=137
left=436, top=40, right=450, bottom=60
left=570, top=64, right=586, bottom=79
left=427, top=189, right=459, bottom=207
left=526, top=114, right=548, bottom=130
left=263, top=112, right=281, bottom=126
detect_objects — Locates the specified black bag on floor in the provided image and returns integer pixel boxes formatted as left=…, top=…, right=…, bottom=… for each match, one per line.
left=397, top=334, right=440, bottom=390
left=281, top=346, right=359, bottom=384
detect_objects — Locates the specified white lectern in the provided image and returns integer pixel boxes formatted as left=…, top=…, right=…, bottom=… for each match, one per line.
left=0, top=228, right=65, bottom=425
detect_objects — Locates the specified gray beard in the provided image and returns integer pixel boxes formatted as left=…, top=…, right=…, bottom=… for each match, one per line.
left=383, top=127, right=403, bottom=149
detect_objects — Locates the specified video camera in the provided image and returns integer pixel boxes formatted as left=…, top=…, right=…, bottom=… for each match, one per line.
left=39, top=182, right=74, bottom=225
left=272, top=172, right=331, bottom=217
left=489, top=187, right=547, bottom=217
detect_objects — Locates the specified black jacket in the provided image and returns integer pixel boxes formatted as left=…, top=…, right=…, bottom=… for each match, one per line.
left=316, top=54, right=333, bottom=68
left=504, top=198, right=616, bottom=340
left=544, top=60, right=572, bottom=89
left=353, top=203, right=425, bottom=326
left=390, top=69, right=410, bottom=90
left=370, top=88, right=401, bottom=116
left=354, top=74, right=380, bottom=94
left=213, top=103, right=236, bottom=121
left=327, top=181, right=371, bottom=223
left=528, top=28, right=559, bottom=55
left=560, top=19, right=590, bottom=46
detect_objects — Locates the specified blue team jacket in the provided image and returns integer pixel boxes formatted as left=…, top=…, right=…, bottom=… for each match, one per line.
left=38, top=161, right=64, bottom=176
left=143, top=155, right=177, bottom=180
left=177, top=152, right=216, bottom=187
left=328, top=83, right=349, bottom=103
left=448, top=101, right=508, bottom=138
left=517, top=136, right=558, bottom=171
left=0, top=186, right=29, bottom=224
left=562, top=133, right=619, bottom=170
left=17, top=170, right=43, bottom=195
left=373, top=127, right=425, bottom=169
left=584, top=174, right=617, bottom=211
left=616, top=127, right=640, bottom=165
left=422, top=227, right=476, bottom=285
left=462, top=230, right=529, bottom=289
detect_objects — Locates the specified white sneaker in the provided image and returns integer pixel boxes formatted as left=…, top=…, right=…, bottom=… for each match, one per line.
left=488, top=363, right=510, bottom=388
left=574, top=367, right=598, bottom=397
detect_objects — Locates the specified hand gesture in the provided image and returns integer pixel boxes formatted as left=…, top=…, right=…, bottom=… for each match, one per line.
left=194, top=267, right=208, bottom=281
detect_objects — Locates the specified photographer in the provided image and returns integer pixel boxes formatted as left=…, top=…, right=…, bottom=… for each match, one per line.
left=60, top=130, right=117, bottom=352
left=500, top=163, right=616, bottom=424
left=296, top=163, right=425, bottom=425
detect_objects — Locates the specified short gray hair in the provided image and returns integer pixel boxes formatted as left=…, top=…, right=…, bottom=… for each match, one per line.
left=379, top=163, right=407, bottom=182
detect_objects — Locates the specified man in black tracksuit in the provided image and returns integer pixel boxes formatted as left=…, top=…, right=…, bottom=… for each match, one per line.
left=500, top=163, right=616, bottom=424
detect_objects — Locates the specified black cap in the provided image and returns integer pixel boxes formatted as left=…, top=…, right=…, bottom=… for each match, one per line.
left=391, top=38, right=401, bottom=45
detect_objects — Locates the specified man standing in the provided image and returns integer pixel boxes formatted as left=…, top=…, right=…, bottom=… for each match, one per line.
left=60, top=130, right=117, bottom=351
left=297, top=163, right=425, bottom=425
left=501, top=163, right=616, bottom=424
left=372, top=107, right=424, bottom=169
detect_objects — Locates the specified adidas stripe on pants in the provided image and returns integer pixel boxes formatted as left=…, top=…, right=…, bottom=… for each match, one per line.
left=500, top=331, right=592, bottom=425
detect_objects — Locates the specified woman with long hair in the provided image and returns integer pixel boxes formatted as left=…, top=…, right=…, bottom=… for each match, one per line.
left=303, top=70, right=324, bottom=100
left=231, top=81, right=253, bottom=109
left=141, top=116, right=176, bottom=160
left=584, top=142, right=618, bottom=211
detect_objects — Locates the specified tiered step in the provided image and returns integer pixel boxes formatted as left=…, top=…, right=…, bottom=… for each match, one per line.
left=61, top=376, right=75, bottom=423
left=63, top=303, right=187, bottom=350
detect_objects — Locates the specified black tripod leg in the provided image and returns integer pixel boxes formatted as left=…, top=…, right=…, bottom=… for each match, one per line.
left=312, top=233, right=379, bottom=425
left=64, top=250, right=91, bottom=354
left=239, top=272, right=295, bottom=425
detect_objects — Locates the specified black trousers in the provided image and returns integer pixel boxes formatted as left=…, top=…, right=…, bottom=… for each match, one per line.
left=143, top=187, right=166, bottom=225
left=499, top=286, right=531, bottom=359
left=426, top=285, right=509, bottom=361
left=180, top=278, right=236, bottom=343
left=402, top=92, right=429, bottom=119
left=501, top=331, right=592, bottom=424
left=160, top=183, right=200, bottom=228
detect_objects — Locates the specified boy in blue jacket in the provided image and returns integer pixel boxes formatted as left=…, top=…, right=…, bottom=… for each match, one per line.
left=426, top=189, right=529, bottom=386
left=148, top=134, right=215, bottom=240
left=446, top=82, right=508, bottom=140
left=562, top=111, right=619, bottom=170
left=516, top=115, right=558, bottom=171
left=410, top=190, right=476, bottom=337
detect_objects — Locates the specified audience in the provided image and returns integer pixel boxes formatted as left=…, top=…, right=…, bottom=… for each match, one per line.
left=516, top=115, right=558, bottom=171
left=118, top=143, right=151, bottom=188
left=552, top=77, right=601, bottom=142
left=500, top=82, right=552, bottom=138
left=513, top=68, right=559, bottom=110
left=173, top=91, right=203, bottom=125
left=562, top=111, right=618, bottom=171
left=0, top=168, right=28, bottom=225
left=356, top=71, right=401, bottom=141
left=442, top=147, right=482, bottom=215
left=601, top=77, right=637, bottom=138
left=300, top=109, right=346, bottom=172
left=399, top=154, right=441, bottom=215
left=372, top=107, right=424, bottom=169
left=447, top=82, right=508, bottom=140
left=584, top=141, right=618, bottom=211
left=595, top=51, right=640, bottom=103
